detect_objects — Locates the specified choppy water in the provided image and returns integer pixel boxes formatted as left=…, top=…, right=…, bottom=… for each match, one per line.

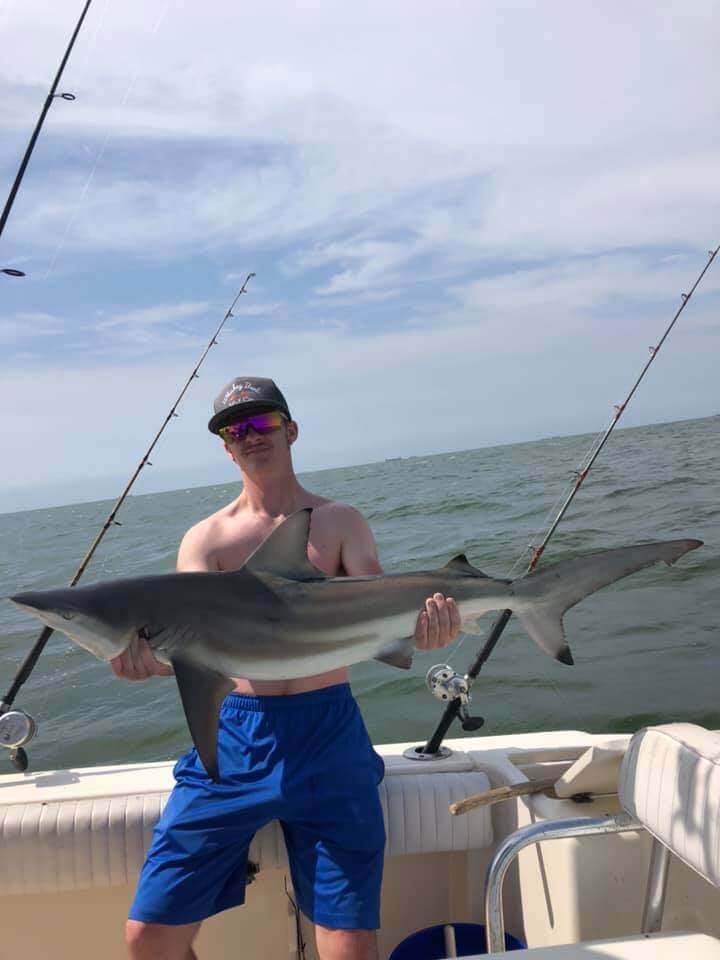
left=0, top=415, right=717, bottom=773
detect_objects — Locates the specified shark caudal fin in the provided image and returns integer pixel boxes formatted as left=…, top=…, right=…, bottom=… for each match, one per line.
left=511, top=538, right=702, bottom=664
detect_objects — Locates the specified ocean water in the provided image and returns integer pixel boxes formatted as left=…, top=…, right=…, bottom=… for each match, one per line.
left=0, top=415, right=717, bottom=774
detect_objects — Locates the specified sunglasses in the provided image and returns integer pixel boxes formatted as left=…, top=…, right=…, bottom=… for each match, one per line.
left=218, top=410, right=287, bottom=443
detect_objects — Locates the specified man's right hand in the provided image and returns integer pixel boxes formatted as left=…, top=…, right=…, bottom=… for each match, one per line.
left=110, top=634, right=174, bottom=680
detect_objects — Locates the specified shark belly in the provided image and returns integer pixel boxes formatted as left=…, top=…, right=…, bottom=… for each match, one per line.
left=161, top=607, right=421, bottom=681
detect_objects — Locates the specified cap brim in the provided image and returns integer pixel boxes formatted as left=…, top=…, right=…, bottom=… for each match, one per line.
left=208, top=401, right=289, bottom=435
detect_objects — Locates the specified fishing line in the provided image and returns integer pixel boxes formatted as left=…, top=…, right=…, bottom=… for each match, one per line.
left=36, top=0, right=111, bottom=278
left=417, top=244, right=720, bottom=757
left=0, top=273, right=255, bottom=771
left=43, top=0, right=173, bottom=280
left=449, top=433, right=601, bottom=667
left=62, top=0, right=110, bottom=87
left=504, top=472, right=586, bottom=581
left=284, top=877, right=307, bottom=960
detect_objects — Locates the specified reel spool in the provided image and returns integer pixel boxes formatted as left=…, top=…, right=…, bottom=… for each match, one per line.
left=426, top=664, right=470, bottom=704
left=0, top=709, right=37, bottom=772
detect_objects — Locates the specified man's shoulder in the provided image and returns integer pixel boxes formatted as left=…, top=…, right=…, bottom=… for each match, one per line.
left=181, top=508, right=225, bottom=544
left=308, top=498, right=369, bottom=532
left=306, top=498, right=380, bottom=575
left=178, top=508, right=232, bottom=569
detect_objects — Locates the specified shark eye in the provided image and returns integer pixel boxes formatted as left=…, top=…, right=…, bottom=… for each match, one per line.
left=61, top=611, right=74, bottom=621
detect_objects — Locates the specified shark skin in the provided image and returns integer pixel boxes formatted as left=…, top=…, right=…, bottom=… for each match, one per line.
left=9, top=509, right=702, bottom=781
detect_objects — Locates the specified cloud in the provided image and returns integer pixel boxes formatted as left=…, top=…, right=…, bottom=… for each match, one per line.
left=96, top=301, right=211, bottom=330
left=0, top=311, right=65, bottom=344
left=1, top=271, right=717, bottom=513
left=1, top=1, right=718, bottom=510
left=451, top=251, right=720, bottom=319
left=4, top=1, right=716, bottom=269
left=311, top=240, right=420, bottom=296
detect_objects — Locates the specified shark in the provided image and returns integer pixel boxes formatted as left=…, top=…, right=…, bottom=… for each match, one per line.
left=9, top=509, right=701, bottom=780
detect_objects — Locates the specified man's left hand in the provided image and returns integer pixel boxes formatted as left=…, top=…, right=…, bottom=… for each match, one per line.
left=415, top=594, right=462, bottom=650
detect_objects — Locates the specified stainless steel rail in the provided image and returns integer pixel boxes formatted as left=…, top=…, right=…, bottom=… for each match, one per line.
left=641, top=837, right=671, bottom=935
left=484, top=812, right=641, bottom=953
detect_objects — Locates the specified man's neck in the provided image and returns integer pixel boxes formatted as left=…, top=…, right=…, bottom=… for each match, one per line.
left=237, top=470, right=307, bottom=518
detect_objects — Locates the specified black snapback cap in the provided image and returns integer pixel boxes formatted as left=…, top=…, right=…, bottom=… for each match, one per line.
left=208, top=377, right=292, bottom=434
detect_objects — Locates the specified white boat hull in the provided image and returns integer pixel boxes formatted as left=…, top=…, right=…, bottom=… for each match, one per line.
left=2, top=729, right=720, bottom=959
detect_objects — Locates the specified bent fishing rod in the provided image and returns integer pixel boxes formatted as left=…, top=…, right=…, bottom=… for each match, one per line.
left=0, top=1, right=93, bottom=245
left=0, top=273, right=255, bottom=772
left=411, top=244, right=720, bottom=760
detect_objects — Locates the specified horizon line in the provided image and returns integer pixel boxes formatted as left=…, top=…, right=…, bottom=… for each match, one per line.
left=2, top=410, right=715, bottom=519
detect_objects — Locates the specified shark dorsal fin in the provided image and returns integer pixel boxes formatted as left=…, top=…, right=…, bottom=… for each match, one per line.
left=443, top=554, right=491, bottom=578
left=244, top=508, right=325, bottom=581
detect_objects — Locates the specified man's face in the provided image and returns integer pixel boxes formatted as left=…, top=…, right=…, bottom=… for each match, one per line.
left=219, top=409, right=297, bottom=470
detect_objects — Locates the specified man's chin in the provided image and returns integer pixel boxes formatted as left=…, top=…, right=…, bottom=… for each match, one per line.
left=240, top=447, right=275, bottom=467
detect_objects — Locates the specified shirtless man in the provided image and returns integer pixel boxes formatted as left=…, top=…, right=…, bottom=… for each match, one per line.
left=113, top=377, right=461, bottom=960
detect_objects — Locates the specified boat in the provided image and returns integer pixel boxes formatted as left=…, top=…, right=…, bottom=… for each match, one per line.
left=2, top=720, right=720, bottom=958
left=3, top=9, right=717, bottom=959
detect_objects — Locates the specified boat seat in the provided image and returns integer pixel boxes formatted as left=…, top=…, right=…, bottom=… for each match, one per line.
left=619, top=723, right=720, bottom=887
left=478, top=724, right=720, bottom=957
left=478, top=931, right=720, bottom=958
left=0, top=766, right=492, bottom=895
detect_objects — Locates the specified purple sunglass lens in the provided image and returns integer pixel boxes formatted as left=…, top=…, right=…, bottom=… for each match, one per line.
left=220, top=411, right=283, bottom=441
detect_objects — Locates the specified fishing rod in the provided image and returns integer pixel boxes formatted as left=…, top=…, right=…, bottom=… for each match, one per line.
left=0, top=0, right=93, bottom=244
left=0, top=273, right=255, bottom=772
left=410, top=244, right=720, bottom=760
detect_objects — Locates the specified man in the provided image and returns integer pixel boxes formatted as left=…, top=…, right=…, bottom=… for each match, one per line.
left=113, top=377, right=461, bottom=960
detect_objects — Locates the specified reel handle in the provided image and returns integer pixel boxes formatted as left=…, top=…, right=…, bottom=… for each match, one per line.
left=10, top=747, right=28, bottom=772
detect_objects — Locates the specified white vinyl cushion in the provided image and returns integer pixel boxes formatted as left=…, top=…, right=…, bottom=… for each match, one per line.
left=619, top=723, right=720, bottom=887
left=0, top=769, right=491, bottom=895
left=380, top=771, right=492, bottom=857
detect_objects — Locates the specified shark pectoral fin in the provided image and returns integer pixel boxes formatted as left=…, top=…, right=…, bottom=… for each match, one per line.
left=513, top=605, right=574, bottom=665
left=374, top=636, right=415, bottom=670
left=171, top=658, right=235, bottom=782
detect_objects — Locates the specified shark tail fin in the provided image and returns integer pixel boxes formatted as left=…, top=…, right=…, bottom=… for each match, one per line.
left=512, top=538, right=702, bottom=664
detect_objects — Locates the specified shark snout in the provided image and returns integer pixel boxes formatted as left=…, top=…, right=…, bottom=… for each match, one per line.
left=10, top=587, right=134, bottom=662
left=9, top=591, right=61, bottom=615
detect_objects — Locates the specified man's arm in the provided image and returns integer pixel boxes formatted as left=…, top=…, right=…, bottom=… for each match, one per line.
left=339, top=506, right=461, bottom=650
left=110, top=523, right=214, bottom=681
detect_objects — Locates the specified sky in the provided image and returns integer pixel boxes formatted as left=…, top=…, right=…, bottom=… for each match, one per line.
left=1, top=0, right=718, bottom=513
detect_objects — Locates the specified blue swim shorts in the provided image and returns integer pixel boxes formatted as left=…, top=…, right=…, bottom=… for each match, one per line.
left=129, top=683, right=386, bottom=930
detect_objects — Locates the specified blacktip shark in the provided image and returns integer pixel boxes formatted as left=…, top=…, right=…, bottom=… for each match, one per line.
left=9, top=509, right=701, bottom=781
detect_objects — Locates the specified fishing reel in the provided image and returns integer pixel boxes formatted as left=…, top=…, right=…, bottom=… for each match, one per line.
left=404, top=664, right=485, bottom=761
left=425, top=663, right=485, bottom=732
left=425, top=664, right=485, bottom=733
left=0, top=708, right=37, bottom=772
